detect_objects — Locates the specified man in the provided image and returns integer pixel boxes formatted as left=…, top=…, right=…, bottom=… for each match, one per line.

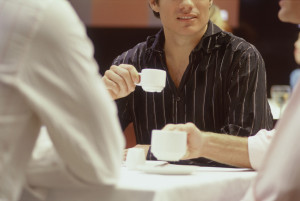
left=241, top=0, right=300, bottom=199
left=102, top=0, right=273, bottom=166
left=0, top=0, right=124, bottom=201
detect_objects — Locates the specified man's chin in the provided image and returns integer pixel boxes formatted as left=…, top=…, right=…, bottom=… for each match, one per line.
left=278, top=9, right=300, bottom=24
left=278, top=10, right=290, bottom=23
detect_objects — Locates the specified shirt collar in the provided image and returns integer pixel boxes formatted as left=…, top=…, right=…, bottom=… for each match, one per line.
left=146, top=29, right=165, bottom=53
left=146, top=20, right=231, bottom=54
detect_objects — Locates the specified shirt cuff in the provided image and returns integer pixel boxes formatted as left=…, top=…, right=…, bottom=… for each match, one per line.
left=248, top=129, right=275, bottom=170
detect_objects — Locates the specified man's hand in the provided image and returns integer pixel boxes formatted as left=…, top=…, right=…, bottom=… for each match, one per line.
left=162, top=123, right=205, bottom=160
left=102, top=64, right=140, bottom=100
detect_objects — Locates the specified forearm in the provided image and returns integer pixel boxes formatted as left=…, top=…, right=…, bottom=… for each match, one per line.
left=201, top=132, right=251, bottom=168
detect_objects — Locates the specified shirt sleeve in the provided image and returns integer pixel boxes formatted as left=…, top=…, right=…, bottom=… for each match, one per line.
left=115, top=95, right=133, bottom=131
left=248, top=129, right=275, bottom=170
left=18, top=0, right=124, bottom=187
left=222, top=46, right=273, bottom=136
left=242, top=83, right=300, bottom=200
left=110, top=49, right=139, bottom=131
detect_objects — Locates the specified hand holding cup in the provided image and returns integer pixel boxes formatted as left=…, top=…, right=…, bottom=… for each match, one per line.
left=151, top=129, right=187, bottom=161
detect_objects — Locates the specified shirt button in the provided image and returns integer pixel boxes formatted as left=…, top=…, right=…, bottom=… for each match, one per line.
left=176, top=97, right=181, bottom=102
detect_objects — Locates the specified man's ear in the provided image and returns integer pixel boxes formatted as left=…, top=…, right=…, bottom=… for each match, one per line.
left=148, top=0, right=159, bottom=13
left=209, top=0, right=213, bottom=7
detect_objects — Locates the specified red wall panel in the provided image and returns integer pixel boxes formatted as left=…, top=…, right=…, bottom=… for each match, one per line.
left=91, top=0, right=149, bottom=27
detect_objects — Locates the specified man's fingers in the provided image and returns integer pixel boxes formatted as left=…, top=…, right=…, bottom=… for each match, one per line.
left=102, top=64, right=140, bottom=100
left=162, top=123, right=188, bottom=132
left=108, top=66, right=130, bottom=93
left=162, top=124, right=176, bottom=130
left=111, top=65, right=136, bottom=92
left=181, top=150, right=191, bottom=160
left=122, top=64, right=140, bottom=84
left=102, top=76, right=119, bottom=95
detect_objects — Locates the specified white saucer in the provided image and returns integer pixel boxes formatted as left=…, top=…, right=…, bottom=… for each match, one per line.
left=137, top=164, right=198, bottom=175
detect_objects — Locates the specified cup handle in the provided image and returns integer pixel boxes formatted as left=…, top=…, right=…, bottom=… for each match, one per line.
left=135, top=72, right=142, bottom=86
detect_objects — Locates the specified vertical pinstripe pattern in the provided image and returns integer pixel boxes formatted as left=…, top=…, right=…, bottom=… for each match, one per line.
left=175, top=96, right=178, bottom=123
left=172, top=94, right=175, bottom=123
left=145, top=92, right=149, bottom=134
left=202, top=54, right=210, bottom=129
left=137, top=45, right=142, bottom=70
left=152, top=93, right=157, bottom=129
left=243, top=53, right=251, bottom=128
left=162, top=89, right=166, bottom=125
left=193, top=65, right=197, bottom=123
left=212, top=51, right=217, bottom=129
left=121, top=51, right=128, bottom=63
left=132, top=93, right=139, bottom=139
left=112, top=21, right=273, bottom=165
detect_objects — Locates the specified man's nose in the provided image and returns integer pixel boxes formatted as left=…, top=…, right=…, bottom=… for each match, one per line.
left=179, top=0, right=193, bottom=12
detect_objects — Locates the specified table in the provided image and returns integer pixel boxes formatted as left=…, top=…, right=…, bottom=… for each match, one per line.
left=22, top=162, right=257, bottom=201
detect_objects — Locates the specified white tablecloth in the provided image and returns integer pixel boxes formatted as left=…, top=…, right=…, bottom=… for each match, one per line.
left=22, top=162, right=257, bottom=201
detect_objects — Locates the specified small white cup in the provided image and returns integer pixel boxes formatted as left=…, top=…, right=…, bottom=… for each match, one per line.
left=136, top=69, right=166, bottom=92
left=126, top=148, right=146, bottom=170
left=151, top=130, right=187, bottom=161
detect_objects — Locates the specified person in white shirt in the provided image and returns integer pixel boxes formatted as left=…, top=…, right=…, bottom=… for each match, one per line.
left=162, top=1, right=300, bottom=172
left=0, top=0, right=125, bottom=201
left=241, top=0, right=300, bottom=199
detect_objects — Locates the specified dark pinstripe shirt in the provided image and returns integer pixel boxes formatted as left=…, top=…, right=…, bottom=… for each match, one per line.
left=111, top=21, right=273, bottom=166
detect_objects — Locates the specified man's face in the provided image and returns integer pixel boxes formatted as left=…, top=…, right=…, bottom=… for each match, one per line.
left=278, top=0, right=300, bottom=24
left=294, top=33, right=300, bottom=64
left=151, top=0, right=211, bottom=37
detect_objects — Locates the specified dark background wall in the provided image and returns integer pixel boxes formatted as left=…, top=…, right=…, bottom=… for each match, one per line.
left=237, top=0, right=299, bottom=95
left=86, top=0, right=299, bottom=97
left=87, top=27, right=160, bottom=75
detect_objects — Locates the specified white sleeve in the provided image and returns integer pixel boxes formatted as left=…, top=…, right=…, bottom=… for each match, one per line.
left=242, top=82, right=300, bottom=200
left=248, top=129, right=275, bottom=170
left=19, top=0, right=124, bottom=188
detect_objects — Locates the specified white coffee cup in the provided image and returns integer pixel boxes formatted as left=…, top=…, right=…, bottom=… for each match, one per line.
left=151, top=130, right=187, bottom=161
left=126, top=148, right=146, bottom=170
left=136, top=69, right=166, bottom=92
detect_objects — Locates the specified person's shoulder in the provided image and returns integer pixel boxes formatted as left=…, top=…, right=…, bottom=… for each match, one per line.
left=44, top=0, right=84, bottom=32
left=112, top=41, right=148, bottom=65
left=224, top=32, right=256, bottom=49
left=33, top=0, right=88, bottom=51
left=117, top=41, right=148, bottom=58
left=235, top=36, right=259, bottom=53
left=219, top=31, right=261, bottom=57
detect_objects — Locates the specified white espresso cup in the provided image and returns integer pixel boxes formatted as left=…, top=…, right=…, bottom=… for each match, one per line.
left=126, top=148, right=146, bottom=170
left=151, top=130, right=187, bottom=161
left=136, top=69, right=166, bottom=92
